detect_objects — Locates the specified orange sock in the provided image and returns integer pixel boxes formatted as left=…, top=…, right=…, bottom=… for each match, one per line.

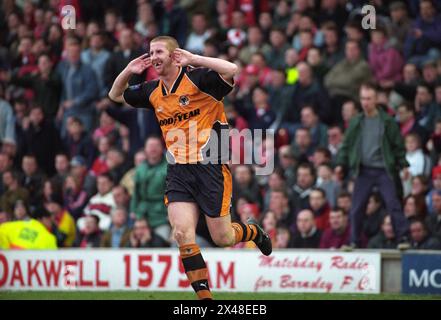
left=232, top=222, right=258, bottom=244
left=179, top=243, right=212, bottom=300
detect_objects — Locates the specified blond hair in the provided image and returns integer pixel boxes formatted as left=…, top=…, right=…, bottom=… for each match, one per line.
left=150, top=36, right=179, bottom=53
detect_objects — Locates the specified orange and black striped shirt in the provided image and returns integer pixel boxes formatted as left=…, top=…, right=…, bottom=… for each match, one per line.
left=123, top=67, right=233, bottom=164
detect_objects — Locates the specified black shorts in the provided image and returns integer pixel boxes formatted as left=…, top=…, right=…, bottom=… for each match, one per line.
left=164, top=163, right=232, bottom=218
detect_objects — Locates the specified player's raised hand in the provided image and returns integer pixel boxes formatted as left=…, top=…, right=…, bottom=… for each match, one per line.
left=172, top=48, right=196, bottom=67
left=126, top=53, right=151, bottom=74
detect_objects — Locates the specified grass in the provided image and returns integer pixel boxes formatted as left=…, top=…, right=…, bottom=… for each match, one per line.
left=1, top=291, right=440, bottom=300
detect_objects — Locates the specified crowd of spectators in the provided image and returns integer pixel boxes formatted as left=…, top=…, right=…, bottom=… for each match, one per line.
left=0, top=0, right=441, bottom=250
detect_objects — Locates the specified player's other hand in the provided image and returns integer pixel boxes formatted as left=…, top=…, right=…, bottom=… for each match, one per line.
left=172, top=48, right=196, bottom=67
left=127, top=53, right=151, bottom=74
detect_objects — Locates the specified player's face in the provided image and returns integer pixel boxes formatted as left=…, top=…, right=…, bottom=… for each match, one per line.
left=150, top=41, right=173, bottom=76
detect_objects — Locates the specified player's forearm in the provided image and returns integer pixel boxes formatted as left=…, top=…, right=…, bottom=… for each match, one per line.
left=191, top=55, right=238, bottom=81
left=108, top=67, right=133, bottom=103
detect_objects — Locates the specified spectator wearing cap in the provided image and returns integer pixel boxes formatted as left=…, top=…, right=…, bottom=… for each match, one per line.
left=404, top=0, right=441, bottom=66
left=78, top=173, right=116, bottom=231
left=409, top=218, right=441, bottom=249
left=368, top=215, right=398, bottom=249
left=1, top=170, right=29, bottom=218
left=291, top=209, right=322, bottom=249
left=388, top=1, right=413, bottom=51
left=45, top=193, right=76, bottom=247
left=368, top=26, right=404, bottom=89
left=74, top=214, right=102, bottom=248
left=101, top=207, right=131, bottom=248
left=319, top=208, right=350, bottom=249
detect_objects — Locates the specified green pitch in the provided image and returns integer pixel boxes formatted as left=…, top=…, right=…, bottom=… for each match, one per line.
left=1, top=291, right=440, bottom=300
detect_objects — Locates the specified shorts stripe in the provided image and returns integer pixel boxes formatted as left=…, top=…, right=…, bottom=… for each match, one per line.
left=220, top=164, right=232, bottom=217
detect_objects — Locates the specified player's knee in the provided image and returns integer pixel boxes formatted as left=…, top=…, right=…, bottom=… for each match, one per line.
left=212, top=232, right=234, bottom=247
left=173, top=227, right=193, bottom=246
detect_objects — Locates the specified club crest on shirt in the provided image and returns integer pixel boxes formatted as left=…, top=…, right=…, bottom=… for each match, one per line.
left=179, top=95, right=190, bottom=107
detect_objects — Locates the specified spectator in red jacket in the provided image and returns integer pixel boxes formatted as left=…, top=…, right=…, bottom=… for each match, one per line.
left=319, top=207, right=350, bottom=249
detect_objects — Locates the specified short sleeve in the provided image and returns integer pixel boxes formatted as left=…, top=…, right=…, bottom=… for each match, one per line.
left=187, top=68, right=234, bottom=101
left=123, top=80, right=158, bottom=109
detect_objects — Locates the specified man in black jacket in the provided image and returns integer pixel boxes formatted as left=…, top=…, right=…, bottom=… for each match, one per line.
left=24, top=106, right=63, bottom=176
left=291, top=209, right=322, bottom=248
